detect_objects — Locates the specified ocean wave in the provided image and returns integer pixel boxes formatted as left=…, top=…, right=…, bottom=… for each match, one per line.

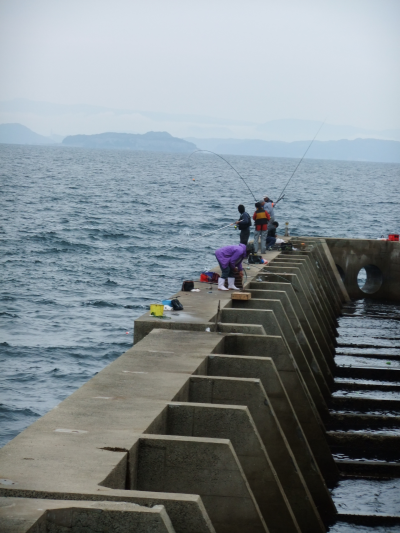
left=0, top=312, right=19, bottom=318
left=81, top=300, right=118, bottom=307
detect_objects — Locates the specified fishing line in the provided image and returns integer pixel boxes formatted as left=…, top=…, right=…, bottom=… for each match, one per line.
left=275, top=119, right=326, bottom=205
left=188, top=149, right=257, bottom=201
left=163, top=222, right=237, bottom=253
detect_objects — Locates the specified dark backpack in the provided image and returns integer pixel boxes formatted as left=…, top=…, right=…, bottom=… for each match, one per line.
left=248, top=253, right=263, bottom=264
left=171, top=298, right=184, bottom=311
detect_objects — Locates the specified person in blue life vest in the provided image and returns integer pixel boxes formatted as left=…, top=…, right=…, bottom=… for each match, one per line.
left=235, top=204, right=252, bottom=245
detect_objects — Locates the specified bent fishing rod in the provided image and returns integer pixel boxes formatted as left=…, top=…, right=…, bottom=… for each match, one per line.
left=275, top=119, right=326, bottom=205
left=188, top=149, right=257, bottom=201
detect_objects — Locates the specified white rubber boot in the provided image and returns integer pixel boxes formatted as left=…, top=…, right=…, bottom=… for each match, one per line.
left=218, top=277, right=229, bottom=291
left=228, top=277, right=239, bottom=290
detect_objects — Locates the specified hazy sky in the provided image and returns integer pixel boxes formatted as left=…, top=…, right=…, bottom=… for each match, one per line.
left=1, top=0, right=399, bottom=130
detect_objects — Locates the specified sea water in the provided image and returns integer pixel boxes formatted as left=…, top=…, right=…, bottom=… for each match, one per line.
left=1, top=144, right=400, bottom=449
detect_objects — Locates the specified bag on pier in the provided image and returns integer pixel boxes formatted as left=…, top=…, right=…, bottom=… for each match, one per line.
left=171, top=298, right=184, bottom=311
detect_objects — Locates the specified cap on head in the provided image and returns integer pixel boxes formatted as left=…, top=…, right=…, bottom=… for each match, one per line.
left=246, top=242, right=255, bottom=254
left=238, top=204, right=245, bottom=214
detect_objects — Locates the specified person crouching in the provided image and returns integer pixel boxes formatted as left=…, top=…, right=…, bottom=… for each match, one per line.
left=215, top=242, right=253, bottom=290
left=266, top=221, right=279, bottom=250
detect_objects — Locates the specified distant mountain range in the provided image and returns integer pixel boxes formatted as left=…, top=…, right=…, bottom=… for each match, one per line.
left=1, top=99, right=400, bottom=142
left=62, top=131, right=196, bottom=153
left=0, top=123, right=56, bottom=145
left=186, top=137, right=400, bottom=164
left=1, top=122, right=399, bottom=163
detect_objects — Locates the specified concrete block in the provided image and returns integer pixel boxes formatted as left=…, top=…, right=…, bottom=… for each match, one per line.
left=0, top=497, right=177, bottom=533
left=263, top=265, right=336, bottom=345
left=133, top=320, right=265, bottom=345
left=248, top=284, right=336, bottom=377
left=230, top=299, right=331, bottom=410
left=205, top=355, right=337, bottom=522
left=136, top=435, right=268, bottom=533
left=212, top=334, right=339, bottom=485
left=275, top=255, right=340, bottom=319
left=320, top=240, right=351, bottom=302
left=0, top=489, right=216, bottom=533
left=245, top=289, right=334, bottom=388
left=165, top=402, right=301, bottom=533
left=251, top=279, right=335, bottom=368
left=270, top=260, right=337, bottom=328
left=188, top=376, right=326, bottom=531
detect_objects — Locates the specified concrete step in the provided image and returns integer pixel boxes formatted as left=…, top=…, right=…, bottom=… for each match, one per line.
left=336, top=459, right=400, bottom=478
left=334, top=380, right=400, bottom=392
left=335, top=366, right=400, bottom=382
left=330, top=395, right=400, bottom=412
left=327, top=431, right=400, bottom=454
left=327, top=412, right=400, bottom=431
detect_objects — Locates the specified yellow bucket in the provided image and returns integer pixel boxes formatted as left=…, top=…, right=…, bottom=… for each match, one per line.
left=150, top=303, right=164, bottom=317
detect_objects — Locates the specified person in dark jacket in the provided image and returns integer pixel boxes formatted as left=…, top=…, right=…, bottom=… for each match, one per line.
left=266, top=221, right=279, bottom=250
left=252, top=202, right=270, bottom=253
left=235, top=204, right=251, bottom=245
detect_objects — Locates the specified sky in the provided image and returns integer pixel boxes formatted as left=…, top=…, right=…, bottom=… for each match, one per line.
left=0, top=0, right=399, bottom=137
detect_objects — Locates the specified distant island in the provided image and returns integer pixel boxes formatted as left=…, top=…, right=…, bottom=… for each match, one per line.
left=186, top=137, right=400, bottom=164
left=62, top=131, right=196, bottom=153
left=0, top=123, right=56, bottom=145
left=1, top=122, right=399, bottom=163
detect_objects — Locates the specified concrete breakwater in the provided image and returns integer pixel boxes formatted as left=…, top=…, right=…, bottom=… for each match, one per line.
left=1, top=237, right=399, bottom=532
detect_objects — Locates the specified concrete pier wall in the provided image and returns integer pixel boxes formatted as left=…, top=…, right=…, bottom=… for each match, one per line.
left=326, top=237, right=400, bottom=300
left=2, top=237, right=397, bottom=532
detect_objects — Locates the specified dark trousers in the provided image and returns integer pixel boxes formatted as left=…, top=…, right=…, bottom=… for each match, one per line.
left=240, top=228, right=250, bottom=245
left=216, top=259, right=235, bottom=279
left=266, top=236, right=276, bottom=248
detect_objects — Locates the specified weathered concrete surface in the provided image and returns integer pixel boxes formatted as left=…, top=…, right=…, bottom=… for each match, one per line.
left=297, top=239, right=350, bottom=303
left=261, top=265, right=337, bottom=346
left=269, top=260, right=337, bottom=330
left=188, top=377, right=325, bottom=532
left=326, top=237, right=400, bottom=301
left=212, top=334, right=339, bottom=484
left=246, top=286, right=335, bottom=386
left=136, top=435, right=268, bottom=533
left=0, top=497, right=176, bottom=533
left=229, top=299, right=332, bottom=407
left=164, top=403, right=300, bottom=533
left=0, top=489, right=215, bottom=533
left=272, top=256, right=339, bottom=322
left=1, top=240, right=353, bottom=532
left=205, top=355, right=336, bottom=522
left=251, top=277, right=336, bottom=367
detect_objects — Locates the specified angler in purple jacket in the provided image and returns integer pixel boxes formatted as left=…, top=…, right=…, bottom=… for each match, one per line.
left=215, top=242, right=253, bottom=291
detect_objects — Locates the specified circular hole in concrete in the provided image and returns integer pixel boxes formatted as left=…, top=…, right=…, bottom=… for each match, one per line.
left=335, top=264, right=345, bottom=282
left=357, top=264, right=383, bottom=294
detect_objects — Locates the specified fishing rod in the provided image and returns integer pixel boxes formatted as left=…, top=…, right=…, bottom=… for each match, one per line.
left=188, top=149, right=257, bottom=201
left=275, top=119, right=326, bottom=205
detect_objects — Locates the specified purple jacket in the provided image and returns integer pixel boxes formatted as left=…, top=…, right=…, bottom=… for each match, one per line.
left=215, top=244, right=247, bottom=271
